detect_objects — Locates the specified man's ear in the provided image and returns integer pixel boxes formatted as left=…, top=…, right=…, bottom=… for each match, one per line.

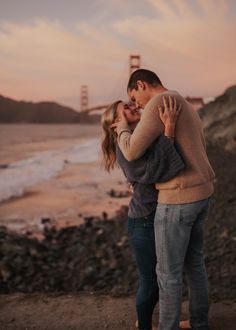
left=137, top=80, right=145, bottom=90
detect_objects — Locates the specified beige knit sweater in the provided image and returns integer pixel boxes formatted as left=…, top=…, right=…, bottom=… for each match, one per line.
left=117, top=90, right=215, bottom=204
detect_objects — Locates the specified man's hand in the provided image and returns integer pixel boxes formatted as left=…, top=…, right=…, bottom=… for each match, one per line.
left=158, top=96, right=182, bottom=138
left=110, top=109, right=130, bottom=133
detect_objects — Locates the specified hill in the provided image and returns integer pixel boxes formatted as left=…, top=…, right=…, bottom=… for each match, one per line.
left=199, top=85, right=236, bottom=150
left=0, top=95, right=81, bottom=123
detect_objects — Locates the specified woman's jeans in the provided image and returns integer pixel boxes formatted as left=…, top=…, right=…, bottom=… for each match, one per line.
left=128, top=210, right=159, bottom=330
left=154, top=197, right=211, bottom=330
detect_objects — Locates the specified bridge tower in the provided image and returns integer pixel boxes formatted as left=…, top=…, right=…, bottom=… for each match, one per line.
left=80, top=85, right=88, bottom=112
left=129, top=54, right=141, bottom=75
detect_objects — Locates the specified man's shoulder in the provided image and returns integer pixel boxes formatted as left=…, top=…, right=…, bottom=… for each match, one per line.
left=146, top=90, right=183, bottom=108
left=146, top=90, right=195, bottom=115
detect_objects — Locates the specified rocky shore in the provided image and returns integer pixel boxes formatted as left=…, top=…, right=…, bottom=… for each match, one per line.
left=0, top=206, right=136, bottom=296
left=0, top=142, right=235, bottom=302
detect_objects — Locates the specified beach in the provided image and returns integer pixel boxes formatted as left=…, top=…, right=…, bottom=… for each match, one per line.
left=0, top=124, right=131, bottom=237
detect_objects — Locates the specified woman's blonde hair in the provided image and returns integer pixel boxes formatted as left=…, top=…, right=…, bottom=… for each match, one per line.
left=101, top=100, right=122, bottom=172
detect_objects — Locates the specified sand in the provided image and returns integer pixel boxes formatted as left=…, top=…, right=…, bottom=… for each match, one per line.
left=0, top=293, right=235, bottom=330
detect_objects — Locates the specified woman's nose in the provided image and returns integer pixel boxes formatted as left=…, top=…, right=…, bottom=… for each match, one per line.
left=129, top=102, right=137, bottom=110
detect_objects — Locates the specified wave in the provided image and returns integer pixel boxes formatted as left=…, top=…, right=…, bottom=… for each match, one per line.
left=0, top=138, right=100, bottom=202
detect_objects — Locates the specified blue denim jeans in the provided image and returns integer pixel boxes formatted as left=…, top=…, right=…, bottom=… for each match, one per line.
left=128, top=210, right=159, bottom=330
left=154, top=197, right=211, bottom=330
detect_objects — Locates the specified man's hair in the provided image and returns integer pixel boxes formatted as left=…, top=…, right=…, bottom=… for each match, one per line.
left=127, top=69, right=163, bottom=91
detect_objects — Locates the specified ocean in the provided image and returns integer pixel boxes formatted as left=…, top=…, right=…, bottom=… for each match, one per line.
left=0, top=124, right=102, bottom=202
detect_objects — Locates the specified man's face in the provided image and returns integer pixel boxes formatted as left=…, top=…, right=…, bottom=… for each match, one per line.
left=128, top=81, right=151, bottom=109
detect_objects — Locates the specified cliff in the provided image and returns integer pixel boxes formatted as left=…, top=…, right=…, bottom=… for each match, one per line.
left=199, top=86, right=236, bottom=150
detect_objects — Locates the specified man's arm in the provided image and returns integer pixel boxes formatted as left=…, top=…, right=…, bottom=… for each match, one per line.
left=117, top=95, right=164, bottom=161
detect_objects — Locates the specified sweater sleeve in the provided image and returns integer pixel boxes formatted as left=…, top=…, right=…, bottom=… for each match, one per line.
left=117, top=94, right=164, bottom=161
left=116, top=135, right=185, bottom=185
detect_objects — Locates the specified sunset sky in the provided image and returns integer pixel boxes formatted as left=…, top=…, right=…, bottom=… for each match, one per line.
left=0, top=0, right=235, bottom=110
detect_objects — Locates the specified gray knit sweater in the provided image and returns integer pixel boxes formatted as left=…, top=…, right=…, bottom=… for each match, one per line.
left=116, top=135, right=185, bottom=218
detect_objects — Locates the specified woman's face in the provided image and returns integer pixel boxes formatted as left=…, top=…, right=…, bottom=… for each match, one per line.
left=116, top=101, right=141, bottom=125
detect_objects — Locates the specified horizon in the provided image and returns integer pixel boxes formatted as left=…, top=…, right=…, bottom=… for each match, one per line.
left=0, top=83, right=230, bottom=113
left=0, top=0, right=236, bottom=110
left=0, top=88, right=225, bottom=113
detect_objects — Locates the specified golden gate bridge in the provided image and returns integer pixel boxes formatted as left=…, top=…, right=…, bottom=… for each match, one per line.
left=80, top=55, right=204, bottom=115
left=80, top=55, right=141, bottom=114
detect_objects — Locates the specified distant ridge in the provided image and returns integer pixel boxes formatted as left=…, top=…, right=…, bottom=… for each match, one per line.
left=0, top=95, right=81, bottom=123
left=199, top=85, right=236, bottom=150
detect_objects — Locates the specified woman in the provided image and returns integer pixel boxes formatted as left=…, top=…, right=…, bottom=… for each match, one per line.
left=101, top=98, right=189, bottom=330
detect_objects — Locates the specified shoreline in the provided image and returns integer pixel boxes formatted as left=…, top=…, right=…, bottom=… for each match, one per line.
left=0, top=124, right=131, bottom=237
left=0, top=164, right=131, bottom=239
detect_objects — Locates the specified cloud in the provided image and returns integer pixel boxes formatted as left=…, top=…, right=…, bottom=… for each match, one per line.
left=113, top=0, right=236, bottom=96
left=0, top=18, right=131, bottom=108
left=0, top=0, right=235, bottom=109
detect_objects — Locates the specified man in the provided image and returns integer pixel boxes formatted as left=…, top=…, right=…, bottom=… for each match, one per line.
left=112, top=69, right=215, bottom=330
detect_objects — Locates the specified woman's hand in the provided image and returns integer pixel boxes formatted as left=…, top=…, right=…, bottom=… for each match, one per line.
left=158, top=96, right=182, bottom=138
left=110, top=109, right=129, bottom=133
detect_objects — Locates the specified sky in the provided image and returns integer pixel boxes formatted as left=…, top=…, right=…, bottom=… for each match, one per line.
left=0, top=0, right=235, bottom=110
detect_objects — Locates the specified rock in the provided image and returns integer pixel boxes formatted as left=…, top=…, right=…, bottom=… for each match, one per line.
left=41, top=217, right=51, bottom=224
left=107, top=189, right=131, bottom=198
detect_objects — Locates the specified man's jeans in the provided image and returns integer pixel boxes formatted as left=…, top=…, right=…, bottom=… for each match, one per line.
left=128, top=210, right=159, bottom=330
left=154, top=197, right=211, bottom=330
